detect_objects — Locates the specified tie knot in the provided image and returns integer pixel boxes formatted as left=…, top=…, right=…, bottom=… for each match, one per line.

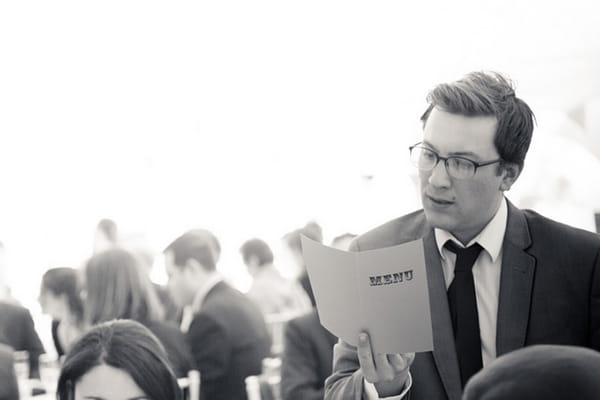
left=444, top=241, right=483, bottom=272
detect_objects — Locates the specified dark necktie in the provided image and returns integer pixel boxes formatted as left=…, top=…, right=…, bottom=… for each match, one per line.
left=445, top=240, right=484, bottom=387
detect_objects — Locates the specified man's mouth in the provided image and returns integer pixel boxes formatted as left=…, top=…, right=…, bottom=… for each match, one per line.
left=427, top=195, right=454, bottom=206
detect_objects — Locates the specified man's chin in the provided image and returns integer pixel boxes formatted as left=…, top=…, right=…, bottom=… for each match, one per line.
left=423, top=208, right=456, bottom=231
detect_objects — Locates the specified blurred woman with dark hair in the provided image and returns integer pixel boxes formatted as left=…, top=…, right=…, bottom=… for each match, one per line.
left=39, top=267, right=85, bottom=356
left=56, top=319, right=182, bottom=400
left=82, top=248, right=193, bottom=378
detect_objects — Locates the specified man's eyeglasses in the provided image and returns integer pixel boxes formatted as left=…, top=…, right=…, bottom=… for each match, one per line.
left=408, top=143, right=502, bottom=180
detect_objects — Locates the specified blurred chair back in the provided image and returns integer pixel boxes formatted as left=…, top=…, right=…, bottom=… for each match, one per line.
left=264, top=312, right=300, bottom=356
left=178, top=369, right=200, bottom=400
left=245, top=357, right=281, bottom=400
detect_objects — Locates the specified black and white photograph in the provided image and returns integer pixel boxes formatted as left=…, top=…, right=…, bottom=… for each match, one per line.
left=1, top=1, right=600, bottom=399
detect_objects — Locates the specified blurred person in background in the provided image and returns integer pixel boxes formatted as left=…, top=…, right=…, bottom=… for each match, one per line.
left=0, top=343, right=19, bottom=400
left=38, top=267, right=85, bottom=357
left=83, top=247, right=193, bottom=378
left=93, top=218, right=118, bottom=254
left=240, top=238, right=311, bottom=316
left=164, top=229, right=271, bottom=400
left=56, top=319, right=181, bottom=400
left=121, top=232, right=181, bottom=324
left=281, top=307, right=337, bottom=400
left=330, top=233, right=358, bottom=251
left=280, top=233, right=353, bottom=400
left=0, top=242, right=17, bottom=304
left=283, top=221, right=323, bottom=307
left=462, top=345, right=600, bottom=400
left=0, top=240, right=46, bottom=383
left=0, top=300, right=45, bottom=380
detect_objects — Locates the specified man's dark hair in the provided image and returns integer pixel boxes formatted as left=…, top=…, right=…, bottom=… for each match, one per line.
left=420, top=71, right=535, bottom=170
left=284, top=221, right=323, bottom=253
left=240, top=238, right=274, bottom=267
left=164, top=229, right=220, bottom=271
left=331, top=233, right=358, bottom=249
left=41, top=267, right=84, bottom=323
left=97, top=218, right=118, bottom=242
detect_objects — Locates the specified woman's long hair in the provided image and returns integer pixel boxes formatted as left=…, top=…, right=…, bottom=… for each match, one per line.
left=83, top=247, right=164, bottom=325
left=56, top=319, right=181, bottom=400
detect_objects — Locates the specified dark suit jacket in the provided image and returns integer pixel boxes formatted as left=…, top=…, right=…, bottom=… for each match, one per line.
left=143, top=319, right=194, bottom=379
left=186, top=281, right=271, bottom=400
left=325, top=201, right=600, bottom=400
left=281, top=309, right=338, bottom=400
left=51, top=319, right=65, bottom=357
left=0, top=343, right=19, bottom=400
left=299, top=271, right=316, bottom=307
left=0, top=302, right=45, bottom=379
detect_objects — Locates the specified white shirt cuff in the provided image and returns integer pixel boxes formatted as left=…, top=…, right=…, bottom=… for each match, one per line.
left=363, top=371, right=412, bottom=400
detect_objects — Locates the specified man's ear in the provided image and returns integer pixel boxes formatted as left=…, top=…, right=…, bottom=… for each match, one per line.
left=184, top=258, right=204, bottom=275
left=499, top=163, right=521, bottom=191
left=247, top=255, right=260, bottom=269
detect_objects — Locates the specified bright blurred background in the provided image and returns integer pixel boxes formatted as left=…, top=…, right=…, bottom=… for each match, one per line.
left=1, top=0, right=599, bottom=355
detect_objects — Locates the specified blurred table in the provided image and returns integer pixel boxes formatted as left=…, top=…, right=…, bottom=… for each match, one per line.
left=15, top=352, right=60, bottom=400
left=18, top=379, right=56, bottom=400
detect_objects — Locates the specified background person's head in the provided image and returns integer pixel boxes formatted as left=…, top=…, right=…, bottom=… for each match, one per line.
left=56, top=319, right=181, bottom=400
left=415, top=71, right=535, bottom=244
left=240, top=238, right=274, bottom=277
left=283, top=221, right=323, bottom=269
left=93, top=218, right=118, bottom=254
left=0, top=241, right=12, bottom=301
left=163, top=229, right=220, bottom=308
left=330, top=233, right=357, bottom=251
left=83, top=248, right=164, bottom=325
left=462, top=345, right=600, bottom=400
left=39, top=267, right=84, bottom=323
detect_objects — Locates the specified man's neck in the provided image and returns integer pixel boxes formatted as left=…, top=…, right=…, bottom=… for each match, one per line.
left=190, top=271, right=223, bottom=312
left=449, top=197, right=505, bottom=246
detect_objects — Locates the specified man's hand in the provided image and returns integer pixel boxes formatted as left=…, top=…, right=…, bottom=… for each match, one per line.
left=357, top=332, right=415, bottom=397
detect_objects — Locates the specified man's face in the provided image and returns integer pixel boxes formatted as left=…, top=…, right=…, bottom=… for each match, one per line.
left=164, top=251, right=195, bottom=308
left=419, top=108, right=510, bottom=243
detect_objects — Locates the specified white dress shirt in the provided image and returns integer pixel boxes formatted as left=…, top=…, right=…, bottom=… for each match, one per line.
left=365, top=198, right=508, bottom=399
left=180, top=273, right=224, bottom=333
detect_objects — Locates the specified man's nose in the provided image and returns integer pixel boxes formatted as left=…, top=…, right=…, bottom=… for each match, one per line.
left=428, top=160, right=451, bottom=188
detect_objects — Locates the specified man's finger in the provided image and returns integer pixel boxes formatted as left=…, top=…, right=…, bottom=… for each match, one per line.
left=388, top=352, right=415, bottom=374
left=357, top=333, right=379, bottom=383
left=373, top=352, right=396, bottom=382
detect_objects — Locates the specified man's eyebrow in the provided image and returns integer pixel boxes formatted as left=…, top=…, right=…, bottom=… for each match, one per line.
left=448, top=151, right=480, bottom=159
left=421, top=141, right=480, bottom=159
left=83, top=396, right=148, bottom=400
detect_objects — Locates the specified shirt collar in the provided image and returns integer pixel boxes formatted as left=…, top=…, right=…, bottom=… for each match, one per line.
left=434, top=197, right=507, bottom=263
left=190, top=272, right=224, bottom=313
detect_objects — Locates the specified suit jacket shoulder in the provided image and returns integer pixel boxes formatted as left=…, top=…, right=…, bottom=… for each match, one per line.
left=0, top=301, right=44, bottom=354
left=522, top=209, right=600, bottom=250
left=351, top=209, right=429, bottom=252
left=199, top=282, right=269, bottom=345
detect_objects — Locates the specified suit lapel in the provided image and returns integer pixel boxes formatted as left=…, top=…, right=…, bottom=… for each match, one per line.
left=496, top=201, right=536, bottom=355
left=423, top=230, right=462, bottom=400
